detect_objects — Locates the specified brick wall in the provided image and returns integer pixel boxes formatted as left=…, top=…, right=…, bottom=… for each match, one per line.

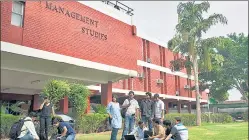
left=1, top=1, right=207, bottom=100
left=1, top=1, right=24, bottom=44
left=1, top=1, right=142, bottom=71
left=179, top=77, right=189, bottom=97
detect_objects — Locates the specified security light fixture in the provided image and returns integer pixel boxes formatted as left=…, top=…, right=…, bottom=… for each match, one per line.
left=31, top=80, right=40, bottom=84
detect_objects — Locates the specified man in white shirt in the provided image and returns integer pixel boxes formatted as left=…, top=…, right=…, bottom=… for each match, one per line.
left=129, top=121, right=148, bottom=140
left=165, top=117, right=188, bottom=140
left=18, top=112, right=39, bottom=140
left=153, top=94, right=165, bottom=123
left=121, top=91, right=140, bottom=140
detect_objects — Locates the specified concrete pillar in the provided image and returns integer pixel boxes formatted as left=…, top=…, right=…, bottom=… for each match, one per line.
left=164, top=100, right=169, bottom=114
left=188, top=102, right=192, bottom=114
left=177, top=101, right=181, bottom=113
left=101, top=81, right=112, bottom=106
left=32, top=94, right=40, bottom=111
left=60, top=96, right=68, bottom=114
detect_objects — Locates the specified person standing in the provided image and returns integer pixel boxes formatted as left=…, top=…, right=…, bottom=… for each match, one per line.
left=106, top=95, right=122, bottom=140
left=39, top=96, right=55, bottom=140
left=140, top=92, right=154, bottom=132
left=153, top=94, right=165, bottom=123
left=121, top=91, right=140, bottom=140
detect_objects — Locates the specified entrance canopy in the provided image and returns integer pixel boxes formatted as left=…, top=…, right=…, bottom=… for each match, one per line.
left=1, top=41, right=138, bottom=95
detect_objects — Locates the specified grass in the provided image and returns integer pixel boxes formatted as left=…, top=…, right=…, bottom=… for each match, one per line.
left=76, top=122, right=248, bottom=140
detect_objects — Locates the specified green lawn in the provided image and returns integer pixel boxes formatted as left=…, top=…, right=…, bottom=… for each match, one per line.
left=76, top=122, right=248, bottom=140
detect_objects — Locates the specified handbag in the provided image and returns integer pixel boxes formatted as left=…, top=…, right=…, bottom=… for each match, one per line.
left=121, top=99, right=131, bottom=118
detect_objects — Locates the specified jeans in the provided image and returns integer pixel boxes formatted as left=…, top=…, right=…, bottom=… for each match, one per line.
left=110, top=128, right=119, bottom=140
left=141, top=116, right=153, bottom=132
left=40, top=117, right=51, bottom=140
left=121, top=115, right=135, bottom=139
left=19, top=131, right=34, bottom=140
left=66, top=134, right=75, bottom=140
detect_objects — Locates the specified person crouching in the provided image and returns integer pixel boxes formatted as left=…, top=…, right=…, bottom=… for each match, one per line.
left=52, top=118, right=76, bottom=140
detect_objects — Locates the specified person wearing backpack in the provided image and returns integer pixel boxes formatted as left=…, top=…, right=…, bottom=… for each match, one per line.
left=39, top=97, right=55, bottom=140
left=106, top=95, right=122, bottom=140
left=13, top=112, right=39, bottom=140
left=121, top=91, right=140, bottom=140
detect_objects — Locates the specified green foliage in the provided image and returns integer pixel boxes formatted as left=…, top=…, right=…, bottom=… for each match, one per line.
left=166, top=113, right=196, bottom=126
left=92, top=104, right=107, bottom=114
left=242, top=111, right=248, bottom=121
left=170, top=58, right=186, bottom=72
left=199, top=33, right=248, bottom=101
left=241, top=92, right=248, bottom=100
left=42, top=80, right=71, bottom=106
left=184, top=59, right=193, bottom=75
left=69, top=83, right=91, bottom=118
left=165, top=113, right=233, bottom=126
left=76, top=113, right=109, bottom=134
left=201, top=113, right=233, bottom=123
left=168, top=1, right=227, bottom=125
left=0, top=114, right=21, bottom=138
left=1, top=106, right=6, bottom=114
left=42, top=80, right=90, bottom=118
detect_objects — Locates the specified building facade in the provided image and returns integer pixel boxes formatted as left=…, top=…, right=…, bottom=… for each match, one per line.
left=1, top=1, right=208, bottom=114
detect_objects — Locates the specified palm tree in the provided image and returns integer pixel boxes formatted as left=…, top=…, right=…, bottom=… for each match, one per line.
left=168, top=1, right=227, bottom=126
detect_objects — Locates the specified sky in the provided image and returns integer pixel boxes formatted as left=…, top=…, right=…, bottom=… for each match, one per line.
left=122, top=1, right=248, bottom=101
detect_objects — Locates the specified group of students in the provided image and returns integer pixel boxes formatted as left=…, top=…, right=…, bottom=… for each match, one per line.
left=12, top=97, right=76, bottom=140
left=106, top=91, right=188, bottom=140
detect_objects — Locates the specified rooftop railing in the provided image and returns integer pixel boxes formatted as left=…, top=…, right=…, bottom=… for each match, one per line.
left=101, top=1, right=134, bottom=16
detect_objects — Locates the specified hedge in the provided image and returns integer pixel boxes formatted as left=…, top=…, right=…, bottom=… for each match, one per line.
left=0, top=114, right=63, bottom=139
left=76, top=113, right=109, bottom=134
left=1, top=112, right=234, bottom=138
left=0, top=114, right=21, bottom=139
left=165, top=113, right=233, bottom=126
left=92, top=104, right=107, bottom=114
left=201, top=113, right=233, bottom=123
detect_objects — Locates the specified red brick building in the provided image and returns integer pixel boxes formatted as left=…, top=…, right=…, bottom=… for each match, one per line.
left=1, top=1, right=208, bottom=114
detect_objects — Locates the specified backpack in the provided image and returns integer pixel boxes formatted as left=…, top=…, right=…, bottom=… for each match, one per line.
left=9, top=117, right=31, bottom=140
left=121, top=99, right=131, bottom=118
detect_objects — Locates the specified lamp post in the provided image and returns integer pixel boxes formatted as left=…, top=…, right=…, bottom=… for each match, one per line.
left=205, top=89, right=211, bottom=122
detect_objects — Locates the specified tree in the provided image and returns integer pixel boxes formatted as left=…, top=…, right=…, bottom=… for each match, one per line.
left=42, top=80, right=91, bottom=118
left=168, top=1, right=227, bottom=126
left=69, top=83, right=91, bottom=118
left=200, top=33, right=248, bottom=102
left=42, top=80, right=71, bottom=108
left=241, top=92, right=248, bottom=100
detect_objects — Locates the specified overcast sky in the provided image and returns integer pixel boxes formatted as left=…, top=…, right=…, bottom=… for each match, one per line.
left=122, top=1, right=248, bottom=101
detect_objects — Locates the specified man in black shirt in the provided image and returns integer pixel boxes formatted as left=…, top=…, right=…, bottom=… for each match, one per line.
left=163, top=120, right=181, bottom=140
left=140, top=92, right=154, bottom=132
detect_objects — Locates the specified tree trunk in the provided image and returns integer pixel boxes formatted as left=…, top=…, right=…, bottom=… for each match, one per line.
left=237, top=86, right=248, bottom=101
left=192, top=57, right=201, bottom=126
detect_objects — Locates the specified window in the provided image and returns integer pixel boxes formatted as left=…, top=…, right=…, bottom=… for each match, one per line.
left=11, top=1, right=24, bottom=27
